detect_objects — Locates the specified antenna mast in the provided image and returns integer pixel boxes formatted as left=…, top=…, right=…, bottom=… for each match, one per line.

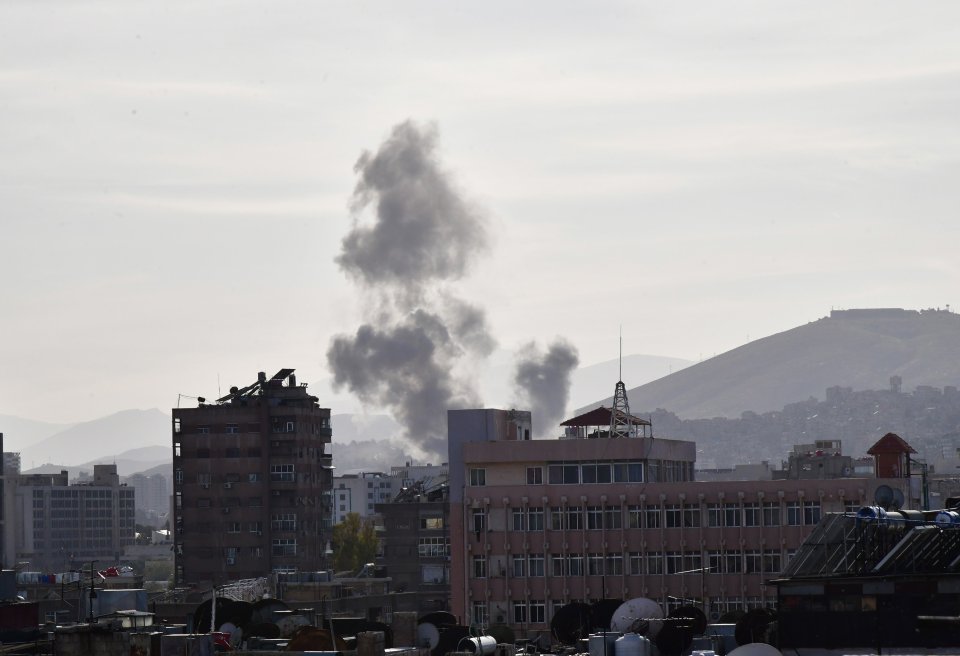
left=610, top=328, right=633, bottom=438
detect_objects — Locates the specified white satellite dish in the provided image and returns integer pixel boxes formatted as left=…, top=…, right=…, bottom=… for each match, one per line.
left=417, top=621, right=440, bottom=649
left=727, top=643, right=781, bottom=656
left=610, top=597, right=664, bottom=637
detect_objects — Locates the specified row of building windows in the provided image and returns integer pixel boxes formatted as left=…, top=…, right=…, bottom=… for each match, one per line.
left=173, top=417, right=332, bottom=435
left=470, top=596, right=775, bottom=626
left=469, top=461, right=695, bottom=488
left=471, top=549, right=791, bottom=578
left=475, top=501, right=823, bottom=532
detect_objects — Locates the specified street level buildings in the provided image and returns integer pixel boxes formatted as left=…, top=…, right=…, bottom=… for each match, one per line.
left=172, top=369, right=333, bottom=586
left=448, top=407, right=912, bottom=638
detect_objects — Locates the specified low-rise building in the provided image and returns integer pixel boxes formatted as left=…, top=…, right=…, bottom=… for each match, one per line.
left=448, top=407, right=912, bottom=637
left=15, top=464, right=135, bottom=571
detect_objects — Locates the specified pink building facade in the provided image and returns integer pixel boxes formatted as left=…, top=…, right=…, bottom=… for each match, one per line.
left=448, top=408, right=910, bottom=638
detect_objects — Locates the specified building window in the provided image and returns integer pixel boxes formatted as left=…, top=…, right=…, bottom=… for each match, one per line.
left=665, top=504, right=683, bottom=528
left=225, top=447, right=241, bottom=458
left=472, top=555, right=486, bottom=578
left=420, top=516, right=444, bottom=530
left=566, top=506, right=584, bottom=530
left=512, top=508, right=527, bottom=531
left=581, top=463, right=612, bottom=484
left=666, top=551, right=684, bottom=574
left=529, top=555, right=545, bottom=577
left=529, top=600, right=546, bottom=624
left=512, top=555, right=526, bottom=577
left=418, top=537, right=449, bottom=557
left=551, top=554, right=566, bottom=576
left=707, top=504, right=723, bottom=527
left=744, top=550, right=763, bottom=574
left=725, top=551, right=743, bottom=573
left=743, top=502, right=761, bottom=527
left=762, top=549, right=782, bottom=574
left=605, top=506, right=622, bottom=529
left=472, top=602, right=488, bottom=626
left=568, top=554, right=584, bottom=576
left=786, top=502, right=802, bottom=526
left=606, top=553, right=623, bottom=575
left=270, top=464, right=295, bottom=482
left=587, top=553, right=604, bottom=575
left=683, top=551, right=702, bottom=574
left=646, top=552, right=663, bottom=575
left=526, top=467, right=543, bottom=484
left=248, top=521, right=263, bottom=534
left=271, top=539, right=296, bottom=556
left=472, top=508, right=486, bottom=533
left=197, top=426, right=210, bottom=434
left=225, top=424, right=239, bottom=434
left=707, top=551, right=723, bottom=574
left=514, top=603, right=527, bottom=624
left=762, top=502, right=781, bottom=526
left=470, top=469, right=486, bottom=486
left=227, top=522, right=241, bottom=533
left=613, top=462, right=644, bottom=482
left=628, top=506, right=642, bottom=529
left=271, top=513, right=297, bottom=532
left=723, top=503, right=742, bottom=527
left=646, top=505, right=662, bottom=529
left=528, top=507, right=544, bottom=531
left=587, top=506, right=604, bottom=530
left=548, top=464, right=579, bottom=484
left=629, top=552, right=643, bottom=575
left=803, top=501, right=821, bottom=525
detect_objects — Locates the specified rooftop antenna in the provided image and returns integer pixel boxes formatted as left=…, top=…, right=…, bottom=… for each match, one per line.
left=610, top=327, right=633, bottom=438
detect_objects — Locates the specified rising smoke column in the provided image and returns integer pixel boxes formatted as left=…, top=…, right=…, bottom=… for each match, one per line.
left=513, top=339, right=580, bottom=437
left=327, top=121, right=494, bottom=456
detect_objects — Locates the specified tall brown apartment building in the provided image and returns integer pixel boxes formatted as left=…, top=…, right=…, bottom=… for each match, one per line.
left=172, top=369, right=333, bottom=586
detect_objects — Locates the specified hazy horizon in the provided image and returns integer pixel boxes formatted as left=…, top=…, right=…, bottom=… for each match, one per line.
left=3, top=2, right=959, bottom=425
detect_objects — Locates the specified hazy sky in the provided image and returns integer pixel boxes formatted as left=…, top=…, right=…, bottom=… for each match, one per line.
left=3, top=2, right=959, bottom=425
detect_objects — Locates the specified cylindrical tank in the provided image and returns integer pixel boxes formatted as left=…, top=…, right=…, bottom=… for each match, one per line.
left=935, top=510, right=960, bottom=526
left=856, top=506, right=887, bottom=521
left=463, top=635, right=496, bottom=656
left=615, top=632, right=649, bottom=656
left=589, top=632, right=620, bottom=656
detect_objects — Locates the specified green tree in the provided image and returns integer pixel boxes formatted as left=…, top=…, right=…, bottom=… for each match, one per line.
left=331, top=513, right=378, bottom=572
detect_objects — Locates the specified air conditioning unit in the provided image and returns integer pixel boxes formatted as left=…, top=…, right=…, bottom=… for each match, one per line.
left=201, top=484, right=210, bottom=489
left=226, top=558, right=235, bottom=566
left=224, top=482, right=233, bottom=489
left=223, top=507, right=231, bottom=514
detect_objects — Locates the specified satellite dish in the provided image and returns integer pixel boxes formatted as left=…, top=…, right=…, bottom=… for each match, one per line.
left=670, top=605, right=707, bottom=636
left=727, top=643, right=782, bottom=656
left=874, top=485, right=894, bottom=510
left=891, top=488, right=905, bottom=510
left=610, top=598, right=663, bottom=637
left=417, top=622, right=440, bottom=650
left=550, top=602, right=592, bottom=645
left=735, top=608, right=776, bottom=646
left=590, top=598, right=624, bottom=631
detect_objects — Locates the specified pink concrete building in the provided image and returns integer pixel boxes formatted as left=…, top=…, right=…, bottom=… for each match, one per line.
left=447, top=408, right=911, bottom=639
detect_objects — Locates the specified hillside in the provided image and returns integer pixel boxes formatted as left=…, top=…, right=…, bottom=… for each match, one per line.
left=18, top=409, right=170, bottom=469
left=0, top=415, right=73, bottom=452
left=590, top=308, right=960, bottom=419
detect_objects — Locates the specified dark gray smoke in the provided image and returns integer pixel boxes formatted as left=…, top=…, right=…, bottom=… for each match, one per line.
left=327, top=121, right=494, bottom=457
left=513, top=340, right=580, bottom=438
left=336, top=120, right=488, bottom=291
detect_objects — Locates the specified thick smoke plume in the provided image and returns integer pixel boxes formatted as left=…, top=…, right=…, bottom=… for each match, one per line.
left=336, top=120, right=488, bottom=293
left=327, top=121, right=494, bottom=456
left=513, top=340, right=580, bottom=438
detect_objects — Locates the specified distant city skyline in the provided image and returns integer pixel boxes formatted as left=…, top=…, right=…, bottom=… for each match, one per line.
left=3, top=2, right=959, bottom=425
